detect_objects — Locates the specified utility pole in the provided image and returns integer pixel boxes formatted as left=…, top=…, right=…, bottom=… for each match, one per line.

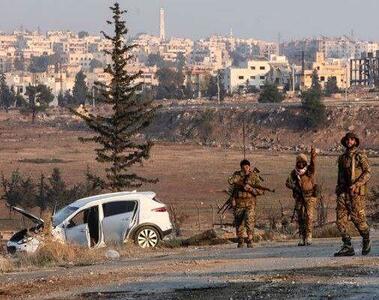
left=242, top=113, right=246, bottom=159
left=198, top=74, right=201, bottom=98
left=92, top=86, right=95, bottom=107
left=292, top=64, right=295, bottom=93
left=345, top=52, right=349, bottom=102
left=217, top=71, right=221, bottom=104
left=345, top=60, right=348, bottom=102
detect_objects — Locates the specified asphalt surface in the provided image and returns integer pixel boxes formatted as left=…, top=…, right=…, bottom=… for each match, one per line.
left=1, top=233, right=378, bottom=300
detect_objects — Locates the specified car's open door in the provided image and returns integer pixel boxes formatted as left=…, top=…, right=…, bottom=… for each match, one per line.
left=65, top=223, right=90, bottom=247
left=64, top=209, right=92, bottom=247
left=102, top=201, right=137, bottom=244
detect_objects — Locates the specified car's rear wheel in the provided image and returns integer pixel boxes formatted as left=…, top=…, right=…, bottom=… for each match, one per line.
left=134, top=226, right=160, bottom=248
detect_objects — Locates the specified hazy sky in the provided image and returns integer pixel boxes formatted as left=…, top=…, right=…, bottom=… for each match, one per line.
left=1, top=0, right=379, bottom=42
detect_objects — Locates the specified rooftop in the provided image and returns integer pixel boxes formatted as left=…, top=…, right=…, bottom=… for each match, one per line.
left=71, top=191, right=156, bottom=208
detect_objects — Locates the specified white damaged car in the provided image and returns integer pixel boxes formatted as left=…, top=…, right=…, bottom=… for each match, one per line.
left=7, top=191, right=173, bottom=254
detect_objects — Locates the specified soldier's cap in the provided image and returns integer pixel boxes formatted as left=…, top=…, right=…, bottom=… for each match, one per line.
left=296, top=153, right=308, bottom=164
left=240, top=159, right=251, bottom=167
left=341, top=132, right=360, bottom=147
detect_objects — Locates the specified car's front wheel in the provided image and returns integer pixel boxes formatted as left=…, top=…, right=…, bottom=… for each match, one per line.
left=134, top=226, right=160, bottom=248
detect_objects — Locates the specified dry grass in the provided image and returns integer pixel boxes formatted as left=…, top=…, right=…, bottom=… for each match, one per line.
left=0, top=255, right=13, bottom=273
left=313, top=223, right=360, bottom=239
left=0, top=113, right=378, bottom=236
left=16, top=240, right=101, bottom=269
left=6, top=240, right=160, bottom=272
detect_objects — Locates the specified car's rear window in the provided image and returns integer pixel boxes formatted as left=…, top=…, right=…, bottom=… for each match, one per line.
left=103, top=201, right=136, bottom=217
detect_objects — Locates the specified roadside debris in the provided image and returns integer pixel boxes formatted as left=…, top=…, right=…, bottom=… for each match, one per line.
left=105, top=249, right=120, bottom=260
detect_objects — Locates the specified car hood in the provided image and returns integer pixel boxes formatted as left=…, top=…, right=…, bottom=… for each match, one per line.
left=9, top=206, right=44, bottom=226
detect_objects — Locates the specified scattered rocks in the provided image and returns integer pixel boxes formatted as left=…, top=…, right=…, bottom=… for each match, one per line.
left=105, top=250, right=120, bottom=260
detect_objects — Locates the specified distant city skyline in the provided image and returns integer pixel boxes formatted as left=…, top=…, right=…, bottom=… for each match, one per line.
left=1, top=0, right=379, bottom=41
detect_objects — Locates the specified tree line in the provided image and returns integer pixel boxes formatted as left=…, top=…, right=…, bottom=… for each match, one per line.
left=0, top=70, right=91, bottom=122
left=2, top=168, right=100, bottom=216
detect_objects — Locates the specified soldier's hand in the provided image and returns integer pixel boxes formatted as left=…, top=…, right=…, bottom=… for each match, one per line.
left=350, top=184, right=358, bottom=195
left=244, top=184, right=253, bottom=192
left=231, top=199, right=236, bottom=208
left=311, top=146, right=317, bottom=157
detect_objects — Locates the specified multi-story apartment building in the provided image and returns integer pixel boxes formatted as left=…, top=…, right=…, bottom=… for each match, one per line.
left=159, top=38, right=194, bottom=62
left=0, top=48, right=16, bottom=73
left=223, top=59, right=271, bottom=93
left=66, top=52, right=94, bottom=71
left=303, top=52, right=349, bottom=90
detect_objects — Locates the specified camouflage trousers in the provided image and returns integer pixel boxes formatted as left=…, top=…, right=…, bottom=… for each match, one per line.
left=234, top=203, right=256, bottom=241
left=336, top=194, right=369, bottom=240
left=296, top=197, right=317, bottom=240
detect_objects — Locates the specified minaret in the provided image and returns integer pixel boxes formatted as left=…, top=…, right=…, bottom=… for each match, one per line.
left=160, top=8, right=166, bottom=41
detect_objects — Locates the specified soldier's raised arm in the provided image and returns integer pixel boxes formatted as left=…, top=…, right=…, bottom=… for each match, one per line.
left=308, top=146, right=317, bottom=175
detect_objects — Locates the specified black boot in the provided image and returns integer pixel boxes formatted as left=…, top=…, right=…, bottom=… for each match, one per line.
left=298, top=234, right=306, bottom=246
left=362, top=232, right=371, bottom=256
left=247, top=240, right=254, bottom=248
left=298, top=238, right=305, bottom=246
left=334, top=237, right=355, bottom=257
left=237, top=239, right=246, bottom=248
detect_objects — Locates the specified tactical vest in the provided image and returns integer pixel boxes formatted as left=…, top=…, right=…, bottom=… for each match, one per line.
left=233, top=173, right=257, bottom=208
left=341, top=151, right=367, bottom=195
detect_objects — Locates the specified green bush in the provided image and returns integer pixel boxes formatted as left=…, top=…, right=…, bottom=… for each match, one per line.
left=258, top=83, right=284, bottom=103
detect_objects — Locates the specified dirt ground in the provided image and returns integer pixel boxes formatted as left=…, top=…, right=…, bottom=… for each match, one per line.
left=0, top=117, right=378, bottom=234
left=0, top=112, right=378, bottom=299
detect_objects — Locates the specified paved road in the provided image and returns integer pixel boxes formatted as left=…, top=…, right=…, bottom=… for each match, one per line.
left=1, top=234, right=378, bottom=299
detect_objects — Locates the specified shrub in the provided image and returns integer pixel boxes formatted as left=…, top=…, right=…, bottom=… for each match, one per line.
left=301, top=88, right=327, bottom=128
left=258, top=83, right=284, bottom=103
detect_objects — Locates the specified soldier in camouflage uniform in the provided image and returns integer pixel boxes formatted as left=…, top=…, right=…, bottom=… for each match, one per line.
left=286, top=147, right=318, bottom=246
left=228, top=159, right=264, bottom=248
left=334, top=132, right=372, bottom=256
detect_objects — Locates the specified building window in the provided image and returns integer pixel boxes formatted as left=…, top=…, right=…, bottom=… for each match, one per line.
left=260, top=66, right=265, bottom=70
left=251, top=66, right=256, bottom=70
left=320, top=76, right=325, bottom=81
left=250, top=76, right=256, bottom=79
left=238, top=76, right=244, bottom=80
left=260, top=76, right=265, bottom=80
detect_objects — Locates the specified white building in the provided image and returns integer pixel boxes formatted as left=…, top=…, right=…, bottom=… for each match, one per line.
left=223, top=59, right=271, bottom=93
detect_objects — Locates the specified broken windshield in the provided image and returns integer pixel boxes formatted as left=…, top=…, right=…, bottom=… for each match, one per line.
left=53, top=206, right=79, bottom=227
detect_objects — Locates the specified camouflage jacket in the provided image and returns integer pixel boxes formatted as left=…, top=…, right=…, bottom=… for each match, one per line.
left=228, top=170, right=263, bottom=207
left=336, top=148, right=371, bottom=196
left=286, top=152, right=316, bottom=198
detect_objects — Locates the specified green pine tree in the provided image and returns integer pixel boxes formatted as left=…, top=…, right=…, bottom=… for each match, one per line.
left=301, top=88, right=326, bottom=128
left=71, top=2, right=157, bottom=191
left=0, top=73, right=13, bottom=112
left=46, top=168, right=67, bottom=210
left=24, top=84, right=54, bottom=123
left=258, top=83, right=284, bottom=103
left=311, top=69, right=322, bottom=94
left=324, top=77, right=339, bottom=96
left=72, top=71, right=88, bottom=106
left=36, top=173, right=48, bottom=215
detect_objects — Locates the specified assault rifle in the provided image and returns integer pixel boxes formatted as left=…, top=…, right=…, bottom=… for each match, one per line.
left=218, top=184, right=275, bottom=215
